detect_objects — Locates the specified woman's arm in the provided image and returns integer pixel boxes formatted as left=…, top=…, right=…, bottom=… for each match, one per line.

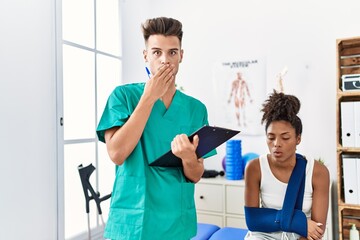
left=244, top=158, right=261, bottom=207
left=307, top=160, right=330, bottom=240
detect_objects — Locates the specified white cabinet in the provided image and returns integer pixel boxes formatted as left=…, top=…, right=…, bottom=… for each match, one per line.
left=194, top=177, right=246, bottom=228
left=195, top=183, right=223, bottom=213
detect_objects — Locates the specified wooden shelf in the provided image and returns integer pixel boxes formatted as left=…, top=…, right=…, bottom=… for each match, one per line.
left=337, top=91, right=360, bottom=99
left=338, top=203, right=360, bottom=210
left=336, top=36, right=360, bottom=240
left=337, top=147, right=360, bottom=153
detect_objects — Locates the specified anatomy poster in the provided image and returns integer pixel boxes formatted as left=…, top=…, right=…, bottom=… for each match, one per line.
left=212, top=58, right=266, bottom=135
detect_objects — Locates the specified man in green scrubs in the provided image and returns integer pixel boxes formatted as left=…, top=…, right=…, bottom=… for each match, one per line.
left=97, top=17, right=216, bottom=240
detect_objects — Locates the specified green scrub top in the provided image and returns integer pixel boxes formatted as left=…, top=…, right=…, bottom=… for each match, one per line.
left=97, top=83, right=216, bottom=240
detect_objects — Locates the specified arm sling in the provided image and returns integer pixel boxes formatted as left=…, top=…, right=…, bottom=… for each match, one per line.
left=244, top=154, right=308, bottom=237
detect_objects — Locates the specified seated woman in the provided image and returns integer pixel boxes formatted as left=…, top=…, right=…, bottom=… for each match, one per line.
left=244, top=90, right=330, bottom=240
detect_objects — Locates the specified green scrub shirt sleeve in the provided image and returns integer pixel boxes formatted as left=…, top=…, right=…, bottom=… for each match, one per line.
left=202, top=149, right=217, bottom=159
left=96, top=88, right=130, bottom=143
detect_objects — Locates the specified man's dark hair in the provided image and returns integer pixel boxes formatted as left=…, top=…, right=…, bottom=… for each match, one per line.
left=141, top=17, right=183, bottom=45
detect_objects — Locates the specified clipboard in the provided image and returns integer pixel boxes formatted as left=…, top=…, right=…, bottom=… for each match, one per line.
left=149, top=126, right=240, bottom=167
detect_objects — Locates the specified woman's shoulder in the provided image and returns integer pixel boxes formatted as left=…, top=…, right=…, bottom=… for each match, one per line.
left=312, top=160, right=330, bottom=187
left=244, top=157, right=261, bottom=186
left=246, top=154, right=269, bottom=172
left=313, top=160, right=330, bottom=177
left=245, top=157, right=261, bottom=176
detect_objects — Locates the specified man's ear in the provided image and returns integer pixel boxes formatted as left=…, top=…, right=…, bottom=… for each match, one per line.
left=296, top=135, right=301, bottom=145
left=179, top=49, right=184, bottom=63
left=143, top=50, right=148, bottom=62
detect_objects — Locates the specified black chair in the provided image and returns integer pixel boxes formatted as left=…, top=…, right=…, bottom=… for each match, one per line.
left=78, top=163, right=112, bottom=240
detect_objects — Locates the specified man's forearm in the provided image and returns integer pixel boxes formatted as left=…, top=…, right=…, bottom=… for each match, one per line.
left=105, top=94, right=156, bottom=165
left=182, top=157, right=204, bottom=183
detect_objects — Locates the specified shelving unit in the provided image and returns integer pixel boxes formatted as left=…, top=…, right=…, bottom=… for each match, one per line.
left=336, top=36, right=360, bottom=240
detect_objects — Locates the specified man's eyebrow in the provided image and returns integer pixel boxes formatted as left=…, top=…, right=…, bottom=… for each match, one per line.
left=150, top=47, right=179, bottom=51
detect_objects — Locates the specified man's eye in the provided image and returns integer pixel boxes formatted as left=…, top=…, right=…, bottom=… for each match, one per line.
left=170, top=51, right=177, bottom=55
left=153, top=51, right=161, bottom=55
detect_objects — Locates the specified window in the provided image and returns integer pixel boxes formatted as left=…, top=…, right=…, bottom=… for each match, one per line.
left=61, top=0, right=122, bottom=238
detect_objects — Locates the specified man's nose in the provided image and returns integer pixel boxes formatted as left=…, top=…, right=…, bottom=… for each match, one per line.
left=160, top=55, right=170, bottom=64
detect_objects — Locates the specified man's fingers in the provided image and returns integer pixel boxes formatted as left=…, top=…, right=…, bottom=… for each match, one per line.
left=156, top=64, right=173, bottom=78
left=192, top=135, right=199, bottom=149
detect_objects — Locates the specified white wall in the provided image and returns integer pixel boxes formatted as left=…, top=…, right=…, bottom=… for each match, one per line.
left=0, top=0, right=58, bottom=239
left=121, top=0, right=360, bottom=177
left=0, top=0, right=355, bottom=238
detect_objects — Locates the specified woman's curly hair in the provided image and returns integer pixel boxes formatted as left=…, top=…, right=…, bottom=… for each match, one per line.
left=261, top=90, right=302, bottom=136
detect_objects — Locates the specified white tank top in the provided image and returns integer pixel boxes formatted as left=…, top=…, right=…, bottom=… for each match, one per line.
left=259, top=154, right=314, bottom=218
